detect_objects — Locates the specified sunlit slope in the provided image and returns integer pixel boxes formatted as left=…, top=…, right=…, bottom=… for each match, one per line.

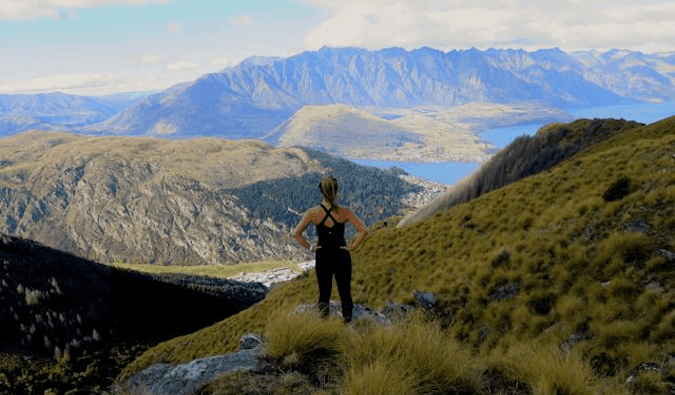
left=398, top=117, right=644, bottom=228
left=0, top=130, right=421, bottom=265
left=119, top=115, right=675, bottom=384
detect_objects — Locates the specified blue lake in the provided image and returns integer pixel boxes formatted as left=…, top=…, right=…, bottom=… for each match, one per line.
left=350, top=159, right=479, bottom=186
left=352, top=101, right=675, bottom=185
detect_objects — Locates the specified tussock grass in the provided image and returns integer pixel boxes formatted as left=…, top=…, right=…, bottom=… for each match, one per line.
left=342, top=359, right=417, bottom=395
left=483, top=340, right=601, bottom=395
left=119, top=116, right=675, bottom=394
left=265, top=312, right=350, bottom=366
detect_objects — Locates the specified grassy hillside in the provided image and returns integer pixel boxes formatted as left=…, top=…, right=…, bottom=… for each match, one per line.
left=119, top=116, right=675, bottom=394
left=398, top=117, right=644, bottom=227
left=0, top=232, right=266, bottom=395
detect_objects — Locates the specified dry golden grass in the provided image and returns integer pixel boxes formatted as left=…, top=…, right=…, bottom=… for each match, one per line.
left=0, top=130, right=325, bottom=192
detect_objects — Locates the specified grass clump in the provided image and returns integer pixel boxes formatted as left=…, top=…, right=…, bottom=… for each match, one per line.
left=265, top=312, right=350, bottom=368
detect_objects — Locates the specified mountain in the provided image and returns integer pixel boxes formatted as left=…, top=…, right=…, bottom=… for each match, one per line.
left=0, top=130, right=423, bottom=266
left=2, top=47, right=670, bottom=140
left=118, top=115, right=675, bottom=394
left=85, top=46, right=655, bottom=138
left=0, top=91, right=153, bottom=136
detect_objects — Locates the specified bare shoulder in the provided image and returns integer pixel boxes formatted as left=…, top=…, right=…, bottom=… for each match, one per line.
left=339, top=206, right=355, bottom=220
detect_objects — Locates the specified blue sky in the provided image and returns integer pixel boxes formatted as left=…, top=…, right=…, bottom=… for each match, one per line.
left=1, top=0, right=674, bottom=95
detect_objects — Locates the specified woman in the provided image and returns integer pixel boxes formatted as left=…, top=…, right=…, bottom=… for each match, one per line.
left=292, top=175, right=367, bottom=323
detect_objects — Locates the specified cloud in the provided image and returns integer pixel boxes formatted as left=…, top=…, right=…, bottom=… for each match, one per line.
left=0, top=73, right=122, bottom=93
left=210, top=57, right=230, bottom=68
left=167, top=21, right=181, bottom=34
left=0, top=0, right=171, bottom=20
left=141, top=54, right=163, bottom=64
left=301, top=0, right=675, bottom=52
left=167, top=60, right=200, bottom=71
left=229, top=13, right=254, bottom=26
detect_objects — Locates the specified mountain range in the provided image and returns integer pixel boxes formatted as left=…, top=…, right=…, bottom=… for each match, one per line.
left=1, top=47, right=674, bottom=141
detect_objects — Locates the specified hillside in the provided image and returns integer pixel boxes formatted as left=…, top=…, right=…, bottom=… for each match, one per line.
left=118, top=115, right=675, bottom=394
left=264, top=102, right=573, bottom=163
left=0, top=131, right=425, bottom=265
left=0, top=231, right=266, bottom=394
left=262, top=104, right=421, bottom=159
left=398, top=117, right=645, bottom=227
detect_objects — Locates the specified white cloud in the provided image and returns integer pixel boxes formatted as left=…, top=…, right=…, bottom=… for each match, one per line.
left=0, top=0, right=171, bottom=20
left=209, top=57, right=230, bottom=68
left=167, top=21, right=181, bottom=34
left=141, top=54, right=163, bottom=64
left=167, top=60, right=200, bottom=71
left=0, top=72, right=121, bottom=93
left=301, top=0, right=675, bottom=52
left=229, top=13, right=254, bottom=26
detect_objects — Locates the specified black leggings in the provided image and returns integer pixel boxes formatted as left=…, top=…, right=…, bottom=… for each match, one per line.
left=315, top=247, right=353, bottom=321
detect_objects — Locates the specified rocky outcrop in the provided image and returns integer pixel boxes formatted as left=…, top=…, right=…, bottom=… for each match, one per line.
left=120, top=300, right=410, bottom=395
left=228, top=260, right=315, bottom=286
left=292, top=302, right=393, bottom=326
left=122, top=347, right=264, bottom=395
left=0, top=131, right=427, bottom=266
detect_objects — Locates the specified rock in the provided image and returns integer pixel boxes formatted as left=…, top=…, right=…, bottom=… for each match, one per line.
left=292, top=302, right=392, bottom=326
left=657, top=249, right=675, bottom=261
left=560, top=331, right=593, bottom=355
left=239, top=333, right=264, bottom=351
left=123, top=348, right=263, bottom=395
left=413, top=290, right=436, bottom=310
left=625, top=362, right=670, bottom=384
left=623, top=221, right=651, bottom=233
left=381, top=301, right=416, bottom=323
left=489, top=283, right=520, bottom=301
left=228, top=260, right=315, bottom=287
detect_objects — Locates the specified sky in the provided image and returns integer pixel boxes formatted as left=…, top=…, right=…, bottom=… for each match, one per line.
left=1, top=0, right=674, bottom=96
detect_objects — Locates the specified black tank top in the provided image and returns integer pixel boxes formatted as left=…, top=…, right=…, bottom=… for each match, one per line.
left=317, top=204, right=346, bottom=249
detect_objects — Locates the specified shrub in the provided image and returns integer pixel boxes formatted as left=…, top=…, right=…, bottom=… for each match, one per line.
left=602, top=176, right=630, bottom=202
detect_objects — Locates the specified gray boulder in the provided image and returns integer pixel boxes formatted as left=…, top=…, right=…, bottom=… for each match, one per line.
left=122, top=336, right=264, bottom=395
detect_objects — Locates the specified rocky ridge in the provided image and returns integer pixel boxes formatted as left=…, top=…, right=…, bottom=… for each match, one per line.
left=0, top=131, right=438, bottom=266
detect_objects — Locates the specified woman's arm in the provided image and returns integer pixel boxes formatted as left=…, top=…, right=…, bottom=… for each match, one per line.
left=292, top=209, right=315, bottom=250
left=346, top=209, right=367, bottom=251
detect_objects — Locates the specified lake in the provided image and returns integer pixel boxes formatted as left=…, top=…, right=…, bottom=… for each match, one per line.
left=353, top=101, right=675, bottom=185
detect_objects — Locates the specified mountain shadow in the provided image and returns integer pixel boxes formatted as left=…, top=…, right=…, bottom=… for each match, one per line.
left=0, top=232, right=266, bottom=394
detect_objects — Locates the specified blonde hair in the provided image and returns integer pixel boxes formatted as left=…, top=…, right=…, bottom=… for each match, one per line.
left=319, top=175, right=340, bottom=209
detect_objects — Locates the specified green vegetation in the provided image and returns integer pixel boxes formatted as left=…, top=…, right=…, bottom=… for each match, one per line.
left=119, top=116, right=675, bottom=394
left=108, top=259, right=301, bottom=278
left=224, top=147, right=418, bottom=242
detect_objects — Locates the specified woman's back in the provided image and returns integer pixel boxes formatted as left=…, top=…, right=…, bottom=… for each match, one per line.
left=315, top=204, right=347, bottom=249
